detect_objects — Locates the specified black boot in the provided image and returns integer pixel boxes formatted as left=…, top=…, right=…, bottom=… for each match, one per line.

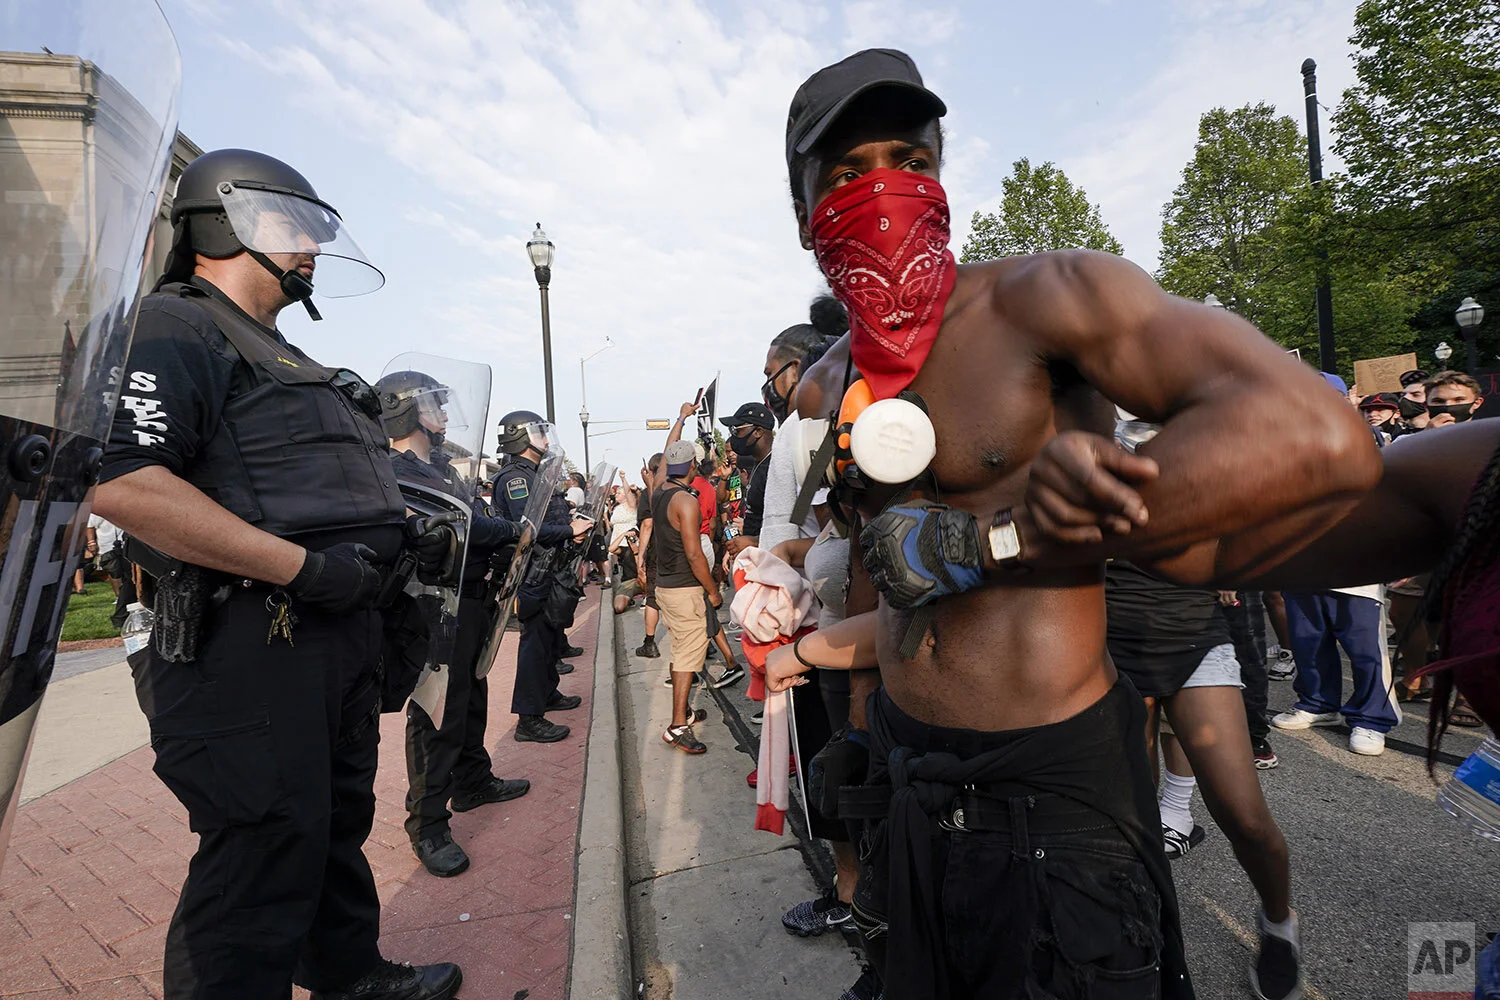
left=555, top=660, right=575, bottom=675
left=562, top=643, right=585, bottom=658
left=311, top=959, right=462, bottom=1000
left=412, top=830, right=469, bottom=878
left=514, top=715, right=570, bottom=743
left=452, top=776, right=530, bottom=812
left=635, top=635, right=660, bottom=658
left=545, top=692, right=582, bottom=712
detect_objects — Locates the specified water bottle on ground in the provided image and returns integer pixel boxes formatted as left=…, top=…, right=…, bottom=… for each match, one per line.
left=120, top=602, right=154, bottom=657
left=1438, top=737, right=1500, bottom=842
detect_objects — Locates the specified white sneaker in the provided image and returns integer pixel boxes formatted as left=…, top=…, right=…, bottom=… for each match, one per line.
left=1349, top=727, right=1386, bottom=756
left=1270, top=709, right=1341, bottom=731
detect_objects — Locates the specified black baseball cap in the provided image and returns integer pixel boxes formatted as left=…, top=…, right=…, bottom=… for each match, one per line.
left=720, top=402, right=776, bottom=431
left=785, top=48, right=947, bottom=171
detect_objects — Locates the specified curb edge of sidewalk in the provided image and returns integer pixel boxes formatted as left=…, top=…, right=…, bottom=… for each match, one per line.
left=567, top=592, right=633, bottom=999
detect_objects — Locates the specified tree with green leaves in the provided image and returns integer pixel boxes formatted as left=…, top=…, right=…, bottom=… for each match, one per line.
left=960, top=158, right=1123, bottom=262
left=1157, top=103, right=1421, bottom=371
left=1332, top=0, right=1500, bottom=366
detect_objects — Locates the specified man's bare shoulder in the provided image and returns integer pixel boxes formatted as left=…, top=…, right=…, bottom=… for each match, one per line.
left=961, top=250, right=1165, bottom=347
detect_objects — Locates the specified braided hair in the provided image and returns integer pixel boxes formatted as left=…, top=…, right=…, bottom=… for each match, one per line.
left=1414, top=434, right=1500, bottom=769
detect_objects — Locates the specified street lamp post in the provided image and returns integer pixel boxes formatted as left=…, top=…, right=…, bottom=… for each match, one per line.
left=1301, top=58, right=1337, bottom=373
left=579, top=337, right=614, bottom=472
left=1456, top=296, right=1484, bottom=374
left=1436, top=341, right=1454, bottom=364
left=1204, top=293, right=1225, bottom=309
left=526, top=223, right=557, bottom=424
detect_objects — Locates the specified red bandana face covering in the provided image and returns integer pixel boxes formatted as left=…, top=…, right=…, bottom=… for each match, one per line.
left=810, top=168, right=958, bottom=400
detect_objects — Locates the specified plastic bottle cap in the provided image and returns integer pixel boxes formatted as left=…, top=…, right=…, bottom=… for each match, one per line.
left=848, top=397, right=937, bottom=484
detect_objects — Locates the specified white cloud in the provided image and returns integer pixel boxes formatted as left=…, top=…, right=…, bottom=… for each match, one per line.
left=1058, top=0, right=1361, bottom=272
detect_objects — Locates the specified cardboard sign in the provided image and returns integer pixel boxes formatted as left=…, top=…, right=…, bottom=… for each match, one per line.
left=1353, top=353, right=1417, bottom=394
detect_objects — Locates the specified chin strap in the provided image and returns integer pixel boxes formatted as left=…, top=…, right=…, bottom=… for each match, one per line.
left=246, top=248, right=322, bottom=321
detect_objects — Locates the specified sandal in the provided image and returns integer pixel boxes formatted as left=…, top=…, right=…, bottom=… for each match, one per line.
left=1450, top=696, right=1484, bottom=728
left=1395, top=680, right=1432, bottom=703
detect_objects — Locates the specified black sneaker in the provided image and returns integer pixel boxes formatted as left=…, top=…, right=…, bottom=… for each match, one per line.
left=750, top=709, right=764, bottom=725
left=555, top=660, right=575, bottom=675
left=1252, top=736, right=1280, bottom=770
left=663, top=672, right=700, bottom=687
left=782, top=891, right=852, bottom=937
left=545, top=692, right=582, bottom=712
left=1268, top=649, right=1296, bottom=681
left=709, top=665, right=746, bottom=689
left=1162, top=823, right=1206, bottom=860
left=562, top=643, right=585, bottom=659
left=515, top=715, right=570, bottom=743
left=662, top=723, right=707, bottom=754
left=451, top=776, right=530, bottom=812
left=837, top=968, right=882, bottom=1000
left=413, top=830, right=470, bottom=878
left=636, top=636, right=660, bottom=658
left=310, top=958, right=462, bottom=1000
left=1251, top=910, right=1303, bottom=1000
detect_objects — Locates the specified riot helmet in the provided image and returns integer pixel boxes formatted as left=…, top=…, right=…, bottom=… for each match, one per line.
left=376, top=370, right=466, bottom=447
left=160, top=148, right=383, bottom=319
left=497, top=410, right=559, bottom=457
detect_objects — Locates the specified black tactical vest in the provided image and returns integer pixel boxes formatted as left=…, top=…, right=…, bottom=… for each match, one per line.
left=160, top=283, right=407, bottom=538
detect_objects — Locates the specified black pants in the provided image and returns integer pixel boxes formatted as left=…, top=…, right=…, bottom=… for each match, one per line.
left=405, top=596, right=494, bottom=843
left=1223, top=592, right=1269, bottom=740
left=510, top=588, right=561, bottom=716
left=855, top=801, right=1162, bottom=999
left=129, top=589, right=383, bottom=998
left=853, top=684, right=1176, bottom=1000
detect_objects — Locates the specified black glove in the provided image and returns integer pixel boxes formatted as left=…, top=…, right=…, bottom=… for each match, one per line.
left=406, top=512, right=462, bottom=582
left=859, top=501, right=985, bottom=609
left=289, top=542, right=382, bottom=613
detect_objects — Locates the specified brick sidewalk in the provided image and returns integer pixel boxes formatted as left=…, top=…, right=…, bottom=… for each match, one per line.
left=0, top=593, right=602, bottom=999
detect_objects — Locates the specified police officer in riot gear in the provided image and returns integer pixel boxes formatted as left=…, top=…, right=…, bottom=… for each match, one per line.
left=493, top=410, right=587, bottom=743
left=93, top=149, right=461, bottom=1000
left=377, top=373, right=588, bottom=878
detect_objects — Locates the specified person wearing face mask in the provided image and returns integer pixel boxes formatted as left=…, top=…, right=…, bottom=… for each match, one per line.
left=1393, top=369, right=1432, bottom=436
left=721, top=403, right=778, bottom=557
left=762, top=48, right=1381, bottom=1000
left=1358, top=393, right=1401, bottom=445
left=1424, top=370, right=1486, bottom=428
left=760, top=295, right=845, bottom=424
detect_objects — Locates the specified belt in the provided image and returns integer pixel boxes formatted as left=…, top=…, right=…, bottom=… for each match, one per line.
left=842, top=784, right=1110, bottom=835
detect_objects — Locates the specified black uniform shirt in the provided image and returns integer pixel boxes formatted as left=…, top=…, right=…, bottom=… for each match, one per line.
left=100, top=284, right=266, bottom=483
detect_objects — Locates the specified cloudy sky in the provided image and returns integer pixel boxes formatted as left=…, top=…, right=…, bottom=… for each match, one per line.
left=159, top=0, right=1363, bottom=473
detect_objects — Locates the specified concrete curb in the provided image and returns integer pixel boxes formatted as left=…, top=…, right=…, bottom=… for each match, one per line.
left=567, top=598, right=632, bottom=1000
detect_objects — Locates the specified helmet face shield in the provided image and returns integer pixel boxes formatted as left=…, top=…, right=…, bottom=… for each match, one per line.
left=412, top=388, right=466, bottom=437
left=526, top=420, right=561, bottom=457
left=217, top=182, right=383, bottom=296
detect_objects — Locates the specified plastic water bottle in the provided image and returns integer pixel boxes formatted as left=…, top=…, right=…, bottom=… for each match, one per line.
left=1438, top=737, right=1500, bottom=842
left=120, top=602, right=154, bottom=657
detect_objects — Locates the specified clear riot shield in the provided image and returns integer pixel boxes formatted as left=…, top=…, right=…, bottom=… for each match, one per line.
left=474, top=449, right=565, bottom=679
left=560, top=461, right=617, bottom=578
left=377, top=354, right=492, bottom=727
left=0, top=0, right=181, bottom=860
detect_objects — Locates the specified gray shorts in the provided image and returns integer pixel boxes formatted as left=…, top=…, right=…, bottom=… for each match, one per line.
left=1180, top=643, right=1243, bottom=690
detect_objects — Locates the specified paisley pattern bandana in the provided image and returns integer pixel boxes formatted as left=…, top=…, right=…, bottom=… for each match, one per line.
left=811, top=168, right=957, bottom=400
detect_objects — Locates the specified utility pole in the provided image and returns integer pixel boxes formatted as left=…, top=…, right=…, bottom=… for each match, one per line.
left=1302, top=58, right=1336, bottom=373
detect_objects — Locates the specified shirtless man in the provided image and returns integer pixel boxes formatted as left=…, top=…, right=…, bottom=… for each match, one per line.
left=764, top=49, right=1378, bottom=1000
